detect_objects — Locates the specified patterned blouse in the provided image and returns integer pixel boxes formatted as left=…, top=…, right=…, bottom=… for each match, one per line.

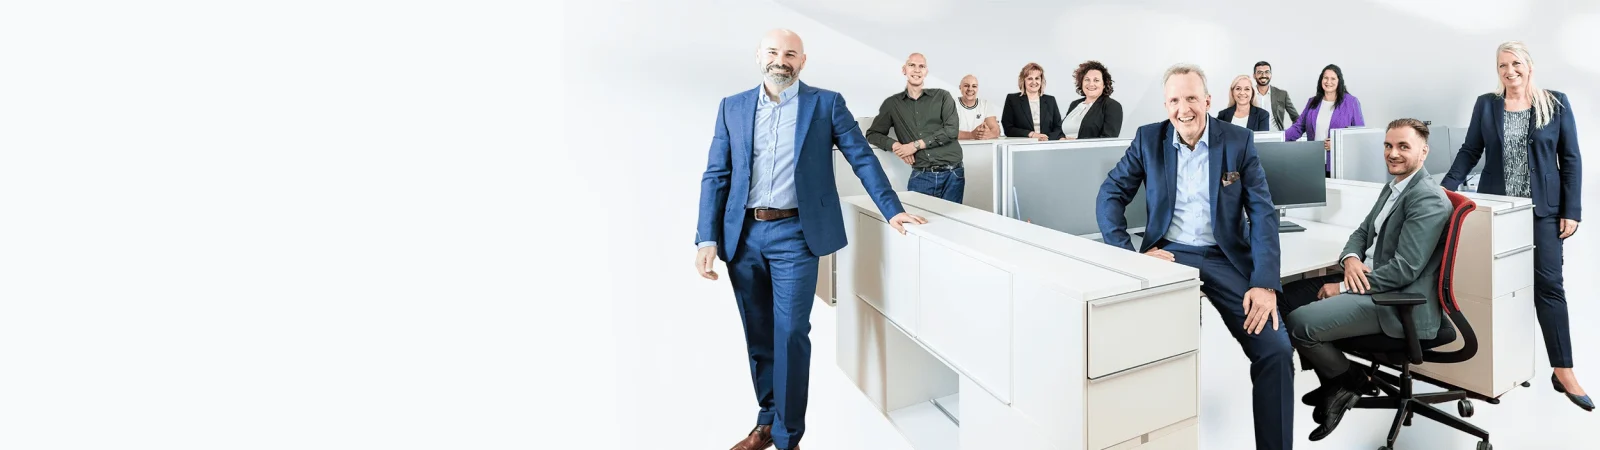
left=1502, top=108, right=1533, bottom=197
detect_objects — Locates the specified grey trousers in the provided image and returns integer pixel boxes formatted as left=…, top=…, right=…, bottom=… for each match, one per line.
left=1284, top=292, right=1388, bottom=379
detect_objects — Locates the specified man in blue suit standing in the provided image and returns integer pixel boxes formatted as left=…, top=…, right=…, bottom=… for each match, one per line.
left=1097, top=64, right=1293, bottom=450
left=696, top=29, right=927, bottom=450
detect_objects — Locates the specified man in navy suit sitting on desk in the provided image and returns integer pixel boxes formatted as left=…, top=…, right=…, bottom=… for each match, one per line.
left=1096, top=64, right=1293, bottom=450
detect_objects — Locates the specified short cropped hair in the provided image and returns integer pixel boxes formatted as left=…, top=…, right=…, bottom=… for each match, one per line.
left=1162, top=63, right=1208, bottom=95
left=1387, top=118, right=1430, bottom=140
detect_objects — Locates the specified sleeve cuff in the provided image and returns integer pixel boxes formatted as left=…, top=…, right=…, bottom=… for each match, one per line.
left=697, top=241, right=717, bottom=249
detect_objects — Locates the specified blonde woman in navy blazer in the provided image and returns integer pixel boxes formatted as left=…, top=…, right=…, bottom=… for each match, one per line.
left=1440, top=41, right=1590, bottom=411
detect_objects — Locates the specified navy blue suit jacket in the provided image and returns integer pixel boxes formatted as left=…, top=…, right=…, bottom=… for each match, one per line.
left=1441, top=92, right=1582, bottom=221
left=696, top=82, right=906, bottom=260
left=1216, top=105, right=1271, bottom=132
left=1097, top=117, right=1283, bottom=291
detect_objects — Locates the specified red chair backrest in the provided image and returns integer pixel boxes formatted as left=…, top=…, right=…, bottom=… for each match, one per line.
left=1426, top=189, right=1478, bottom=363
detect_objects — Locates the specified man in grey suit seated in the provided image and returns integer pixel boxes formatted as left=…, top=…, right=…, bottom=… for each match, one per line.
left=1277, top=118, right=1451, bottom=441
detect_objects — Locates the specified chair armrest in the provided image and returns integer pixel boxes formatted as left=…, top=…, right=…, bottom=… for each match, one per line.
left=1372, top=293, right=1425, bottom=364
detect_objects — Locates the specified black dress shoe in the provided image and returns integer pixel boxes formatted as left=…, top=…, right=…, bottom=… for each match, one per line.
left=1553, top=373, right=1596, bottom=412
left=1310, top=370, right=1369, bottom=441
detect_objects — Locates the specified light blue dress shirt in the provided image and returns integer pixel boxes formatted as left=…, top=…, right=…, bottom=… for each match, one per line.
left=747, top=82, right=801, bottom=210
left=699, top=82, right=801, bottom=250
left=1166, top=127, right=1217, bottom=246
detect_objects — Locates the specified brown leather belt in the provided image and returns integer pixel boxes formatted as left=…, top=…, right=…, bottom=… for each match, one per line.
left=750, top=207, right=799, bottom=221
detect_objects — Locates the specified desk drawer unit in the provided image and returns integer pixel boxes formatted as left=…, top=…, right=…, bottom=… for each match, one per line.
left=1085, top=352, right=1198, bottom=450
left=1086, top=283, right=1202, bottom=378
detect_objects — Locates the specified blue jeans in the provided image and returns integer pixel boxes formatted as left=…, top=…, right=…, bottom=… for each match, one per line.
left=908, top=166, right=965, bottom=203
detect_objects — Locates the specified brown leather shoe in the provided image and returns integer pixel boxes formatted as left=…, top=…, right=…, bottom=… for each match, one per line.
left=730, top=425, right=773, bottom=450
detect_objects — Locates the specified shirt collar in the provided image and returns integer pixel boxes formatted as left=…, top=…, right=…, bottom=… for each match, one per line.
left=1390, top=167, right=1422, bottom=194
left=757, top=81, right=800, bottom=106
left=1172, top=120, right=1211, bottom=152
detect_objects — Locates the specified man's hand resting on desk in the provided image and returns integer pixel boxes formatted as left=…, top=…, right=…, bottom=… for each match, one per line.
left=889, top=212, right=928, bottom=235
left=1242, top=287, right=1280, bottom=334
left=1143, top=247, right=1176, bottom=262
left=1343, top=256, right=1372, bottom=293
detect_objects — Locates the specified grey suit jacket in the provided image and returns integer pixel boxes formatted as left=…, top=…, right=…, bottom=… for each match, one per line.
left=1340, top=168, right=1451, bottom=339
left=1267, top=86, right=1299, bottom=130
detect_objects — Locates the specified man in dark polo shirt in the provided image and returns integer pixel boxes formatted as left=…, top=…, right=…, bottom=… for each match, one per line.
left=865, top=53, right=963, bottom=203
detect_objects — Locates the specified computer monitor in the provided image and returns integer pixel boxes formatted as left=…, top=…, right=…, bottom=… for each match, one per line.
left=1256, top=141, right=1328, bottom=232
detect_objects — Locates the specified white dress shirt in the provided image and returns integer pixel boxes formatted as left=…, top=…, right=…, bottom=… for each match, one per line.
left=1029, top=97, right=1042, bottom=133
left=1314, top=100, right=1335, bottom=141
left=1345, top=168, right=1423, bottom=264
left=1062, top=100, right=1092, bottom=139
left=1255, top=85, right=1277, bottom=131
left=1166, top=126, right=1216, bottom=246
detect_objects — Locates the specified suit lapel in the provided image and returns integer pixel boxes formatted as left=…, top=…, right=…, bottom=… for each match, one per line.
left=737, top=87, right=759, bottom=183
left=793, top=82, right=816, bottom=167
left=1207, top=118, right=1225, bottom=210
left=1488, top=95, right=1505, bottom=150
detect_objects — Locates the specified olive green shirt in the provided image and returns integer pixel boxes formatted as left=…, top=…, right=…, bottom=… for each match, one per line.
left=865, top=88, right=961, bottom=170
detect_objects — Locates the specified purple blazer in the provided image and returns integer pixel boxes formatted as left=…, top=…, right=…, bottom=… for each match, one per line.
left=1284, top=93, right=1364, bottom=142
left=1284, top=93, right=1364, bottom=171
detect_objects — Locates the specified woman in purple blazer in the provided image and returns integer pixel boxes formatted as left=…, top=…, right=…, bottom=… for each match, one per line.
left=1284, top=64, right=1365, bottom=175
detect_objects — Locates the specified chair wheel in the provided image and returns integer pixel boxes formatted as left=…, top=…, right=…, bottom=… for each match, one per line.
left=1522, top=381, right=1532, bottom=387
left=1459, top=399, right=1475, bottom=417
left=1379, top=446, right=1391, bottom=450
left=1478, top=440, right=1492, bottom=450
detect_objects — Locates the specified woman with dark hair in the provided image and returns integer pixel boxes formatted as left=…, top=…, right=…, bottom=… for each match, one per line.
left=1285, top=64, right=1365, bottom=174
left=1002, top=62, right=1064, bottom=141
left=1060, top=60, right=1123, bottom=139
left=1441, top=41, right=1590, bottom=412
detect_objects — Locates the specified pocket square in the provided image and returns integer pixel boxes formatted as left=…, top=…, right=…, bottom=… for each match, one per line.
left=1222, top=171, right=1241, bottom=186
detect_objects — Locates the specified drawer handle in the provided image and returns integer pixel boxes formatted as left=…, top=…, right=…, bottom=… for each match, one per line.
left=1493, top=204, right=1534, bottom=215
left=1088, top=280, right=1203, bottom=307
left=1089, top=351, right=1195, bottom=383
left=1494, top=244, right=1535, bottom=260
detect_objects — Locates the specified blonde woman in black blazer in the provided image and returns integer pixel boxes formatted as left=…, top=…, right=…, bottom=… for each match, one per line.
left=1061, top=60, right=1123, bottom=139
left=1002, top=62, right=1064, bottom=141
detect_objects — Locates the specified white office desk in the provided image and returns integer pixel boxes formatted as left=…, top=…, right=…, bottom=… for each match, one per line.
left=836, top=192, right=1203, bottom=450
left=1278, top=219, right=1358, bottom=277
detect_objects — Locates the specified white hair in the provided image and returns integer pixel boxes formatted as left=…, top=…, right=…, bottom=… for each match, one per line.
left=1495, top=41, right=1561, bottom=129
left=1163, top=63, right=1209, bottom=95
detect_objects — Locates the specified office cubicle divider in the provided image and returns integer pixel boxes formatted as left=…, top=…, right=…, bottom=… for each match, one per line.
left=1332, top=126, right=1467, bottom=184
left=997, top=138, right=1147, bottom=238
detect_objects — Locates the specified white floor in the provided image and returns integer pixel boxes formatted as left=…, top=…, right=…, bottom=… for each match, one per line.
left=611, top=237, right=1598, bottom=449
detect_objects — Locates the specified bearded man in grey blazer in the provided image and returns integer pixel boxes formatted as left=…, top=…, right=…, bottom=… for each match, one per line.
left=1253, top=61, right=1300, bottom=131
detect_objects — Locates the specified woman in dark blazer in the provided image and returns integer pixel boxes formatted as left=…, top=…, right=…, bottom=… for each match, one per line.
left=1002, top=62, right=1064, bottom=141
left=1441, top=41, right=1590, bottom=411
left=1217, top=74, right=1271, bottom=132
left=1061, top=60, right=1123, bottom=139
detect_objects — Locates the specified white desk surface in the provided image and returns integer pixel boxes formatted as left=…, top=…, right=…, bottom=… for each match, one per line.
left=1279, top=219, right=1357, bottom=278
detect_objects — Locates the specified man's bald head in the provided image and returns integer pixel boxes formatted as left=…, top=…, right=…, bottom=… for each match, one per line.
left=958, top=74, right=980, bottom=100
left=902, top=52, right=928, bottom=88
left=757, top=29, right=807, bottom=88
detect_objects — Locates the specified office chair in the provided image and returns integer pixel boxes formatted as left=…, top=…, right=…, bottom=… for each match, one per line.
left=1331, top=190, right=1493, bottom=450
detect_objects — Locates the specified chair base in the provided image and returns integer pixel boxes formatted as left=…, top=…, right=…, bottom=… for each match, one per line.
left=1351, top=362, right=1490, bottom=448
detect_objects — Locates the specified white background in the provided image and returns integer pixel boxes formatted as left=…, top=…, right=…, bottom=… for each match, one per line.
left=1, top=1, right=588, bottom=449
left=2, top=0, right=1597, bottom=449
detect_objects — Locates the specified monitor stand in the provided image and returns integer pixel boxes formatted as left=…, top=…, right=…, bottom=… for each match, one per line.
left=1278, top=210, right=1306, bottom=233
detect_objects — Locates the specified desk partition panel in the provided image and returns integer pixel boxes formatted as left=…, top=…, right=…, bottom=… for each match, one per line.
left=999, top=138, right=1146, bottom=237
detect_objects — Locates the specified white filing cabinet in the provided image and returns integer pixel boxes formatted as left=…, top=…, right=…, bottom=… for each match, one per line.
left=1413, top=192, right=1537, bottom=398
left=837, top=192, right=1203, bottom=450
